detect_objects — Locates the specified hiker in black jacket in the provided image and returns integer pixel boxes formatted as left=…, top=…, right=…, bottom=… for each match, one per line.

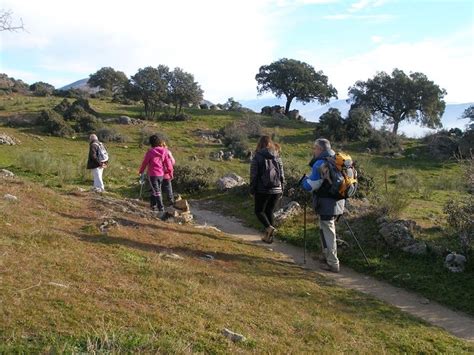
left=250, top=135, right=285, bottom=243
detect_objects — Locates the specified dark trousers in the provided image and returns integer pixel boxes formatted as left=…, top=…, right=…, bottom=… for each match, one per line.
left=162, top=179, right=175, bottom=204
left=254, top=193, right=282, bottom=228
left=148, top=175, right=164, bottom=211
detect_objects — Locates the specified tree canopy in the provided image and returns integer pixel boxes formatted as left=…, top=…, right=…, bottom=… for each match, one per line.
left=168, top=67, right=203, bottom=114
left=255, top=58, right=337, bottom=115
left=88, top=67, right=128, bottom=95
left=348, top=68, right=446, bottom=135
left=30, top=81, right=55, bottom=96
left=128, top=67, right=167, bottom=118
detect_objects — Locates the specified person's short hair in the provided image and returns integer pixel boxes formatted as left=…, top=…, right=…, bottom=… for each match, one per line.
left=89, top=134, right=98, bottom=142
left=314, top=138, right=331, bottom=151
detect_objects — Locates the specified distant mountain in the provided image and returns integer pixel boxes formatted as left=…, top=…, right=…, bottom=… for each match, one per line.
left=59, top=78, right=100, bottom=94
left=240, top=97, right=473, bottom=138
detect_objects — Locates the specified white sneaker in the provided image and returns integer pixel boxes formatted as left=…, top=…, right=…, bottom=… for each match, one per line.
left=262, top=226, right=276, bottom=243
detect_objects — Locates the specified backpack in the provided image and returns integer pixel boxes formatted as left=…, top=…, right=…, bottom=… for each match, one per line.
left=322, top=152, right=358, bottom=199
left=261, top=157, right=281, bottom=188
left=94, top=142, right=109, bottom=163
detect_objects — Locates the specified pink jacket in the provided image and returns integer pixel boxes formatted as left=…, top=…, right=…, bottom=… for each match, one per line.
left=139, top=147, right=173, bottom=178
left=164, top=150, right=175, bottom=180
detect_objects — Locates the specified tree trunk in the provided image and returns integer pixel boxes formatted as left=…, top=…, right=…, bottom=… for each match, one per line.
left=284, top=97, right=294, bottom=115
left=174, top=103, right=178, bottom=116
left=392, top=120, right=399, bottom=135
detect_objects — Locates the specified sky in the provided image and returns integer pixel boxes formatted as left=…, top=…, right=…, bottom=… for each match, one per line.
left=0, top=0, right=473, bottom=104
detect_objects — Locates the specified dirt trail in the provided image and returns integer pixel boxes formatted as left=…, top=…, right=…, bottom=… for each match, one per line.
left=191, top=201, right=474, bottom=343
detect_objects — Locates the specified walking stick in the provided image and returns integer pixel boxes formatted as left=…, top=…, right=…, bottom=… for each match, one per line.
left=303, top=201, right=307, bottom=264
left=340, top=215, right=370, bottom=266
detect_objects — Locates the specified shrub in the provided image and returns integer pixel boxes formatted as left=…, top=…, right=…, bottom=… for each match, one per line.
left=314, top=108, right=346, bottom=142
left=5, top=114, right=37, bottom=127
left=367, top=129, right=402, bottom=153
left=38, top=110, right=74, bottom=137
left=423, top=130, right=459, bottom=158
left=64, top=98, right=97, bottom=119
left=354, top=162, right=375, bottom=198
left=97, top=127, right=128, bottom=143
left=53, top=98, right=71, bottom=115
left=175, top=113, right=191, bottom=121
left=173, top=165, right=215, bottom=194
left=444, top=197, right=474, bottom=256
left=73, top=112, right=102, bottom=133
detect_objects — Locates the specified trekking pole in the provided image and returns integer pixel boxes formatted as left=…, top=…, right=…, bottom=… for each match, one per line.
left=303, top=201, right=307, bottom=264
left=340, top=215, right=370, bottom=266
left=139, top=173, right=146, bottom=200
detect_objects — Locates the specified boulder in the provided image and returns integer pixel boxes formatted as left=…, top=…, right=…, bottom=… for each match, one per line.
left=444, top=253, right=467, bottom=273
left=118, top=116, right=132, bottom=124
left=3, top=194, right=18, bottom=201
left=274, top=201, right=302, bottom=225
left=222, top=328, right=246, bottom=342
left=402, top=242, right=427, bottom=255
left=379, top=220, right=416, bottom=248
left=0, top=169, right=15, bottom=177
left=0, top=133, right=19, bottom=145
left=287, top=109, right=300, bottom=120
left=217, top=173, right=246, bottom=191
left=223, top=151, right=234, bottom=161
left=174, top=199, right=190, bottom=212
left=176, top=212, right=193, bottom=224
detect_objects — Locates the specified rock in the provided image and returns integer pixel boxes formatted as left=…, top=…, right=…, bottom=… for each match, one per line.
left=176, top=212, right=193, bottom=224
left=3, top=194, right=18, bottom=201
left=216, top=173, right=246, bottom=191
left=274, top=201, right=302, bottom=225
left=223, top=151, right=234, bottom=161
left=189, top=155, right=199, bottom=161
left=99, top=218, right=118, bottom=233
left=162, top=253, right=184, bottom=260
left=118, top=115, right=132, bottom=124
left=195, top=224, right=221, bottom=233
left=200, top=254, right=215, bottom=260
left=174, top=199, right=190, bottom=212
left=0, top=133, right=19, bottom=145
left=165, top=206, right=180, bottom=218
left=287, top=109, right=300, bottom=120
left=444, top=253, right=467, bottom=273
left=222, top=328, right=246, bottom=342
left=365, top=147, right=372, bottom=154
left=401, top=242, right=427, bottom=255
left=0, top=169, right=15, bottom=177
left=379, top=220, right=418, bottom=248
left=419, top=297, right=430, bottom=305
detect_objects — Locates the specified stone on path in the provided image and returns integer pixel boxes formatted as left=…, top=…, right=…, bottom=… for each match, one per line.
left=222, top=328, right=246, bottom=342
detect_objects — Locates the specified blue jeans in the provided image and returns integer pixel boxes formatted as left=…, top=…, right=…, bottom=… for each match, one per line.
left=162, top=179, right=175, bottom=204
left=148, top=176, right=164, bottom=211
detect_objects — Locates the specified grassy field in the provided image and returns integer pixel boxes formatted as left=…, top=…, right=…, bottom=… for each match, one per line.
left=0, top=94, right=472, bottom=317
left=1, top=176, right=472, bottom=352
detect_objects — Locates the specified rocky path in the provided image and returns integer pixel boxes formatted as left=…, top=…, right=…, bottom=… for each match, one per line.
left=192, top=201, right=474, bottom=343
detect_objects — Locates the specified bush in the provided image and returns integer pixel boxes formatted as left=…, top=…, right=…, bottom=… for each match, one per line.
left=64, top=98, right=97, bottom=119
left=314, top=108, right=346, bottom=142
left=444, top=197, right=474, bottom=256
left=173, top=165, right=215, bottom=194
left=74, top=113, right=102, bottom=133
left=354, top=162, right=375, bottom=198
left=367, top=130, right=402, bottom=153
left=97, top=127, right=128, bottom=143
left=38, top=110, right=74, bottom=137
left=5, top=114, right=37, bottom=127
left=53, top=98, right=71, bottom=116
left=175, top=113, right=191, bottom=121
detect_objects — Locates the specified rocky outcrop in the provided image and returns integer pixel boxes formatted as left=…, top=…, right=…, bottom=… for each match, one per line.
left=217, top=173, right=246, bottom=191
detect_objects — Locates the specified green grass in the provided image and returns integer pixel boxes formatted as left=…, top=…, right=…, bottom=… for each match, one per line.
left=1, top=94, right=472, bottom=318
left=0, top=177, right=472, bottom=352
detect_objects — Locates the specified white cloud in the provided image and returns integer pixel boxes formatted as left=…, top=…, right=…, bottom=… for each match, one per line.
left=323, top=13, right=394, bottom=21
left=299, top=27, right=474, bottom=103
left=0, top=0, right=279, bottom=102
left=349, top=0, right=387, bottom=12
left=371, top=35, right=383, bottom=43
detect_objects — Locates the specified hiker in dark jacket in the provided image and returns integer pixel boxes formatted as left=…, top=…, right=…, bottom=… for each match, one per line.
left=86, top=134, right=107, bottom=192
left=301, top=138, right=344, bottom=273
left=250, top=135, right=285, bottom=243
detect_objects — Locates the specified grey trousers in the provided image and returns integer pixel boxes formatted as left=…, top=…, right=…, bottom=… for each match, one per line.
left=319, top=217, right=339, bottom=268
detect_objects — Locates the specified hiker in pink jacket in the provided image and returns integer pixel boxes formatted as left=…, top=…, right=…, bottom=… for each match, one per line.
left=138, top=135, right=174, bottom=212
left=160, top=141, right=176, bottom=205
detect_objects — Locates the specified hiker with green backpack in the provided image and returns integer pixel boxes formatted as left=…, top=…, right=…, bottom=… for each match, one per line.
left=250, top=135, right=285, bottom=243
left=300, top=138, right=358, bottom=273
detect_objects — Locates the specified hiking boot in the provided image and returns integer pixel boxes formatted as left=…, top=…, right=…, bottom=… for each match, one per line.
left=319, top=263, right=340, bottom=273
left=262, top=226, right=276, bottom=243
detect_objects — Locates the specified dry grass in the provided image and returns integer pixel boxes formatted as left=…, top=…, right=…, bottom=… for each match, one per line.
left=0, top=177, right=472, bottom=353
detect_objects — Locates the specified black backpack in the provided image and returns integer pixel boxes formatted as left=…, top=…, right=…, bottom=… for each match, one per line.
left=261, top=157, right=281, bottom=188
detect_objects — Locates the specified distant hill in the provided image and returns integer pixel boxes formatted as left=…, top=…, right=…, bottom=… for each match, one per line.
left=59, top=78, right=100, bottom=94
left=240, top=97, right=473, bottom=137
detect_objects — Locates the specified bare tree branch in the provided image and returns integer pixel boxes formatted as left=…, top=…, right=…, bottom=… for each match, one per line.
left=0, top=9, right=25, bottom=32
